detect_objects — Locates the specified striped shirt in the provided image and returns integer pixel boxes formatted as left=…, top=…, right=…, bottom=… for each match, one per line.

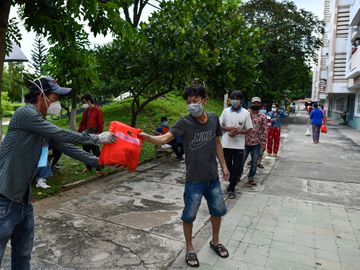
left=0, top=104, right=100, bottom=203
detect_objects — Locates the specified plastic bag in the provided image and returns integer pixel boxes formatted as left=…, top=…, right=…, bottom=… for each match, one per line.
left=305, top=127, right=311, bottom=136
left=99, top=121, right=143, bottom=171
left=321, top=124, right=327, bottom=133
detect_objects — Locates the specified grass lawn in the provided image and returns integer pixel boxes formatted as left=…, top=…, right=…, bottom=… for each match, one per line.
left=29, top=93, right=224, bottom=200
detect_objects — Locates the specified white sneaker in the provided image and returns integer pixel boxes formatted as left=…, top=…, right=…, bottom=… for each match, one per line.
left=36, top=178, right=50, bottom=189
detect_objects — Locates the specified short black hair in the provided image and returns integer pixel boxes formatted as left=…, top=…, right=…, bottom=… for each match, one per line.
left=230, top=90, right=244, bottom=100
left=160, top=116, right=168, bottom=122
left=81, top=94, right=94, bottom=104
left=313, top=103, right=319, bottom=108
left=182, top=85, right=207, bottom=100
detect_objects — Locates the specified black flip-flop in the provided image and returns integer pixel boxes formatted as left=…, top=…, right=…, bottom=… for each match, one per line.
left=185, top=252, right=199, bottom=268
left=210, top=241, right=229, bottom=258
left=228, top=192, right=236, bottom=199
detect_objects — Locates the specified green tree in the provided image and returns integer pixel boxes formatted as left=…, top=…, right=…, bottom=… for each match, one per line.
left=43, top=33, right=99, bottom=129
left=2, top=62, right=27, bottom=103
left=239, top=0, right=323, bottom=102
left=97, top=0, right=261, bottom=127
left=30, top=34, right=48, bottom=77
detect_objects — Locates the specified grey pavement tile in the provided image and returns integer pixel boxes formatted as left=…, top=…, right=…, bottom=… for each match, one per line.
left=293, top=236, right=315, bottom=248
left=341, top=264, right=360, bottom=270
left=315, top=249, right=340, bottom=262
left=240, top=245, right=269, bottom=267
left=290, top=262, right=316, bottom=270
left=291, top=252, right=316, bottom=267
left=246, top=210, right=263, bottom=219
left=337, top=249, right=360, bottom=267
left=265, top=257, right=291, bottom=270
left=279, top=208, right=297, bottom=217
left=256, top=223, right=277, bottom=232
left=261, top=213, right=279, bottom=222
left=230, top=228, right=247, bottom=242
left=291, top=245, right=316, bottom=257
left=258, top=218, right=277, bottom=228
left=313, top=258, right=341, bottom=270
left=197, top=245, right=219, bottom=266
left=295, top=217, right=314, bottom=227
left=335, top=238, right=359, bottom=249
left=314, top=227, right=335, bottom=237
left=236, top=262, right=264, bottom=270
left=334, top=231, right=357, bottom=241
left=278, top=216, right=297, bottom=224
left=213, top=257, right=242, bottom=270
left=276, top=222, right=295, bottom=232
left=273, top=232, right=293, bottom=243
left=294, top=224, right=314, bottom=234
left=263, top=207, right=280, bottom=216
left=270, top=240, right=292, bottom=251
left=268, top=248, right=292, bottom=261
left=232, top=242, right=249, bottom=258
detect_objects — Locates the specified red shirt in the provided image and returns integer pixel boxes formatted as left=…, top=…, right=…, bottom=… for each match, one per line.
left=78, top=106, right=104, bottom=134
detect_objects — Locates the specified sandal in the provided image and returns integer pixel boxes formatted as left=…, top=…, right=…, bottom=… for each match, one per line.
left=185, top=252, right=199, bottom=268
left=228, top=191, right=236, bottom=199
left=257, top=164, right=264, bottom=169
left=248, top=180, right=257, bottom=186
left=210, top=241, right=229, bottom=258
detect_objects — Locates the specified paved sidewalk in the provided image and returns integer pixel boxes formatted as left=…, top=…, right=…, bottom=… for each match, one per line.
left=189, top=193, right=360, bottom=270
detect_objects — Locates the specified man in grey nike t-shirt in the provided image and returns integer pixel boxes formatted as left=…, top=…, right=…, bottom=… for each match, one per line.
left=140, top=85, right=230, bottom=268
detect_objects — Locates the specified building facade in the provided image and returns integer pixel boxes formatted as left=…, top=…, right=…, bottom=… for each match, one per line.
left=313, top=0, right=360, bottom=130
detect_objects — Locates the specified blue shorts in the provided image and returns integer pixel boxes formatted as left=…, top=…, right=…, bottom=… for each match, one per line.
left=181, top=179, right=227, bottom=223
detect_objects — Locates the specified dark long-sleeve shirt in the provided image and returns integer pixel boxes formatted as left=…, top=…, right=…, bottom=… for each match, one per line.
left=0, top=104, right=100, bottom=202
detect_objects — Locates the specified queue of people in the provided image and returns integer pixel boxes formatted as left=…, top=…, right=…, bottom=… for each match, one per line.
left=142, top=86, right=288, bottom=268
left=0, top=77, right=290, bottom=269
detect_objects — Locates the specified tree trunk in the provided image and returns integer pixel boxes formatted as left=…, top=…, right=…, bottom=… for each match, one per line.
left=0, top=0, right=12, bottom=142
left=69, top=89, right=77, bottom=130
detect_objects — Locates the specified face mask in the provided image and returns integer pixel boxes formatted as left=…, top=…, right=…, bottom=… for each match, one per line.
left=82, top=103, right=90, bottom=110
left=230, top=99, right=241, bottom=108
left=251, top=105, right=261, bottom=111
left=259, top=109, right=267, bottom=114
left=188, top=103, right=203, bottom=117
left=271, top=107, right=276, bottom=112
left=161, top=121, right=168, bottom=127
left=28, top=79, right=60, bottom=115
left=47, top=101, right=62, bottom=116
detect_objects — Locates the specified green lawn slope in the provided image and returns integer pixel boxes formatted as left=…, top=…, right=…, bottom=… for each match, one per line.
left=32, top=93, right=224, bottom=200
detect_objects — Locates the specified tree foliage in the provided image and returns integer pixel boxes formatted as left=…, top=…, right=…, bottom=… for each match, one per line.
left=96, top=0, right=261, bottom=127
left=30, top=34, right=48, bottom=77
left=239, top=0, right=324, bottom=101
left=2, top=63, right=27, bottom=103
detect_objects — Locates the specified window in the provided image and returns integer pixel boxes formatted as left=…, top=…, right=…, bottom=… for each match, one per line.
left=356, top=94, right=360, bottom=115
left=334, top=96, right=347, bottom=112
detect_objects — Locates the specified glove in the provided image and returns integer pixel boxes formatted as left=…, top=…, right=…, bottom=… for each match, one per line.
left=98, top=131, right=117, bottom=144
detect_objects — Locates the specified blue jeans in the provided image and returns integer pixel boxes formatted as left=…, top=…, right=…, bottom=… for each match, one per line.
left=181, top=179, right=227, bottom=223
left=243, top=144, right=261, bottom=178
left=0, top=194, right=34, bottom=270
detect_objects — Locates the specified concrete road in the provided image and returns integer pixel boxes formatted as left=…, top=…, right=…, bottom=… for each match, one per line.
left=263, top=111, right=360, bottom=208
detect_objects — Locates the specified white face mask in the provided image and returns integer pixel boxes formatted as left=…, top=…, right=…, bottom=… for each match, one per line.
left=28, top=79, right=61, bottom=116
left=47, top=101, right=62, bottom=116
left=82, top=103, right=90, bottom=110
left=271, top=107, right=276, bottom=112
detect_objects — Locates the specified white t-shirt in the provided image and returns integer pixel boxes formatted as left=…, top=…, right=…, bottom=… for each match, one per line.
left=219, top=107, right=253, bottom=149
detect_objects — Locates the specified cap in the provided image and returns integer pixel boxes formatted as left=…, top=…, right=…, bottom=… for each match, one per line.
left=31, top=76, right=72, bottom=95
left=251, top=97, right=261, bottom=103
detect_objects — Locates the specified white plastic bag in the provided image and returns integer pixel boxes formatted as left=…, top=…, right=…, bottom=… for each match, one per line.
left=305, top=126, right=311, bottom=136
